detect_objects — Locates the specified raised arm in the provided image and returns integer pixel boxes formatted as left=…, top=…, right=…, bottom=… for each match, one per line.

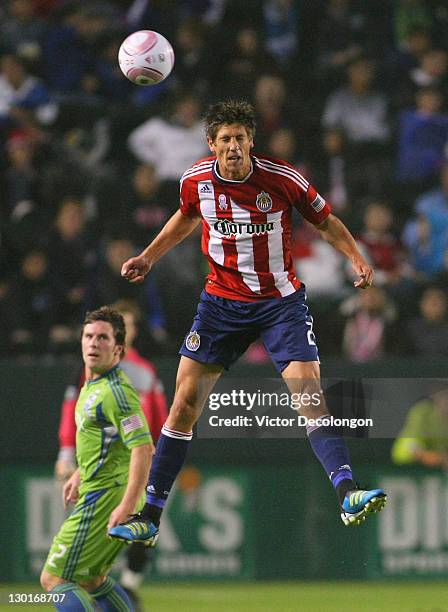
left=316, top=213, right=373, bottom=289
left=122, top=210, right=201, bottom=284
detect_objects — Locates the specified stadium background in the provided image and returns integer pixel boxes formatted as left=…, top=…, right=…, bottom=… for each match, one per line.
left=1, top=0, right=448, bottom=609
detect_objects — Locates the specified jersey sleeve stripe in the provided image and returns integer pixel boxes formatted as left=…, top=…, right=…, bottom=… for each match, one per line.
left=255, top=156, right=309, bottom=187
left=181, top=159, right=214, bottom=175
left=108, top=373, right=131, bottom=413
left=125, top=432, right=151, bottom=445
left=255, top=160, right=308, bottom=190
left=180, top=164, right=214, bottom=188
left=254, top=157, right=309, bottom=190
left=180, top=161, right=213, bottom=181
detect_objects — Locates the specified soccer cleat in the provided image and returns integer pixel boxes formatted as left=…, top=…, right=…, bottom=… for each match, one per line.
left=340, top=488, right=387, bottom=526
left=108, top=514, right=159, bottom=547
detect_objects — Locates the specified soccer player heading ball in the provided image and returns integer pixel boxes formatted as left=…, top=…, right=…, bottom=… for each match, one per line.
left=110, top=100, right=386, bottom=546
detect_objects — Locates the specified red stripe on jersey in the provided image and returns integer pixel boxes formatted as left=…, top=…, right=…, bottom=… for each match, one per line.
left=181, top=154, right=330, bottom=301
left=221, top=201, right=239, bottom=290
left=283, top=206, right=299, bottom=282
left=251, top=209, right=278, bottom=296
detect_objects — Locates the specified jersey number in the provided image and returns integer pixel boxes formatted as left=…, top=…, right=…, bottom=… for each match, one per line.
left=306, top=319, right=316, bottom=346
left=48, top=544, right=67, bottom=568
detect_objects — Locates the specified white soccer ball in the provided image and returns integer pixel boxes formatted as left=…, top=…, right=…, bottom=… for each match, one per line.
left=118, top=30, right=175, bottom=86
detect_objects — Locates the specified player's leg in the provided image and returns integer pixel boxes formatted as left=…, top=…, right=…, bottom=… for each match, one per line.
left=261, top=289, right=386, bottom=525
left=119, top=544, right=149, bottom=611
left=40, top=571, right=95, bottom=611
left=109, top=356, right=223, bottom=543
left=282, top=359, right=356, bottom=497
left=109, top=291, right=261, bottom=544
left=42, top=487, right=134, bottom=608
left=82, top=575, right=134, bottom=611
left=41, top=498, right=98, bottom=612
left=282, top=359, right=386, bottom=525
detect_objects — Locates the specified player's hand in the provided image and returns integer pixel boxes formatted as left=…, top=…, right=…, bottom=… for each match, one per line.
left=108, top=502, right=134, bottom=529
left=63, top=470, right=80, bottom=508
left=352, top=258, right=373, bottom=289
left=121, top=254, right=151, bottom=284
left=55, top=459, right=76, bottom=483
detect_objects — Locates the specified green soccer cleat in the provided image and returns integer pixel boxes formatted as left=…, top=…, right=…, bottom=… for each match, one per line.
left=340, top=488, right=387, bottom=526
left=108, top=513, right=159, bottom=547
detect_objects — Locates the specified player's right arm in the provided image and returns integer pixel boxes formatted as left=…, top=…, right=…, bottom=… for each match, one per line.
left=122, top=210, right=201, bottom=284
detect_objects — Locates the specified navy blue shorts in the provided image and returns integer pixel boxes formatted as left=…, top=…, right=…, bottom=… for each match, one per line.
left=179, top=288, right=319, bottom=373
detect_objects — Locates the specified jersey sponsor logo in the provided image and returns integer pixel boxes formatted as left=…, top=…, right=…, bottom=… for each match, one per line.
left=218, top=194, right=228, bottom=210
left=121, top=413, right=144, bottom=434
left=185, top=330, right=201, bottom=352
left=311, top=193, right=325, bottom=213
left=213, top=219, right=275, bottom=237
left=256, top=191, right=273, bottom=212
left=199, top=183, right=212, bottom=193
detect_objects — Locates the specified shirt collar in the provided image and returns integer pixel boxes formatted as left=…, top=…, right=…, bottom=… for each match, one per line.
left=87, top=363, right=120, bottom=385
left=212, top=158, right=254, bottom=184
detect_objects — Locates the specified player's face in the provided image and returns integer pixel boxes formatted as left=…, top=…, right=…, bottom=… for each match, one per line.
left=81, top=321, right=122, bottom=378
left=208, top=124, right=253, bottom=181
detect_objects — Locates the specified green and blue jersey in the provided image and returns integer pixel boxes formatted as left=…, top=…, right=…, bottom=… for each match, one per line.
left=75, top=365, right=151, bottom=492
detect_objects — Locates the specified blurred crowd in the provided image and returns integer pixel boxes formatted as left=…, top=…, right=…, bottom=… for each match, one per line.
left=1, top=0, right=448, bottom=363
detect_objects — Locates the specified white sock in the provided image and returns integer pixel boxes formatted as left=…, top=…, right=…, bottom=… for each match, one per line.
left=120, top=568, right=144, bottom=590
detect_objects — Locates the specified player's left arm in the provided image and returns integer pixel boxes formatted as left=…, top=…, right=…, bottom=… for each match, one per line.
left=316, top=213, right=373, bottom=289
left=108, top=443, right=153, bottom=528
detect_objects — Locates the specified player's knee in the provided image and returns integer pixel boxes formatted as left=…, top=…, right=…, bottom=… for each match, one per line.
left=169, top=395, right=200, bottom=427
left=79, top=575, right=106, bottom=592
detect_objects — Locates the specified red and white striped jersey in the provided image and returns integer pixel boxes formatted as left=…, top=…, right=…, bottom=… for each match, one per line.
left=180, top=154, right=331, bottom=301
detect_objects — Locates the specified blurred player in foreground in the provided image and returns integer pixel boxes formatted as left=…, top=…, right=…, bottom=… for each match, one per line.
left=55, top=299, right=167, bottom=609
left=41, top=306, right=154, bottom=611
left=392, top=385, right=448, bottom=469
left=110, top=100, right=386, bottom=548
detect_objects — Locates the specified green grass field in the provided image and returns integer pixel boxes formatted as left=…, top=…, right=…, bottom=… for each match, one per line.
left=1, top=582, right=448, bottom=612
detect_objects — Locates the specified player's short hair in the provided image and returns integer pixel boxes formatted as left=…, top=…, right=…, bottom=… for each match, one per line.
left=82, top=306, right=126, bottom=357
left=204, top=100, right=256, bottom=141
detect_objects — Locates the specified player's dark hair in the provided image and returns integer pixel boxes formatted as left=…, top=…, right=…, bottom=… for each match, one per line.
left=82, top=306, right=126, bottom=357
left=204, top=100, right=256, bottom=141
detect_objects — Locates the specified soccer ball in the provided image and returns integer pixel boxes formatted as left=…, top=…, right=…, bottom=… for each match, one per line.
left=118, top=30, right=175, bottom=86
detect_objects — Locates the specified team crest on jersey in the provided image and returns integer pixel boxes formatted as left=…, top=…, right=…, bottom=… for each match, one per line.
left=256, top=191, right=273, bottom=212
left=218, top=194, right=228, bottom=210
left=83, top=390, right=101, bottom=419
left=185, top=330, right=201, bottom=352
